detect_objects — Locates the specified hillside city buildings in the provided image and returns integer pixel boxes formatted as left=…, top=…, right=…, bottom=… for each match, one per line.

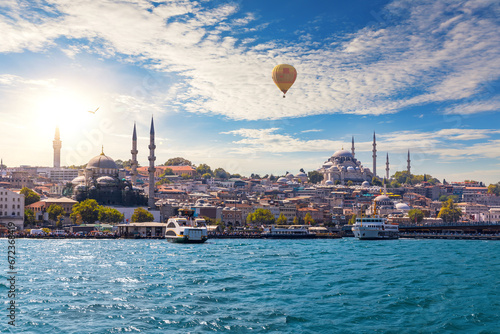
left=0, top=122, right=499, bottom=231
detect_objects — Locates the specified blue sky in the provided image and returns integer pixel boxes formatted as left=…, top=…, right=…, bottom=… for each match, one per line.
left=1, top=0, right=499, bottom=184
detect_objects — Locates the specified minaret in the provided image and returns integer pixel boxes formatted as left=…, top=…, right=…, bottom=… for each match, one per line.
left=131, top=123, right=138, bottom=185
left=148, top=117, right=156, bottom=209
left=351, top=136, right=355, bottom=158
left=386, top=153, right=390, bottom=180
left=407, top=150, right=411, bottom=175
left=372, top=132, right=377, bottom=177
left=53, top=126, right=62, bottom=168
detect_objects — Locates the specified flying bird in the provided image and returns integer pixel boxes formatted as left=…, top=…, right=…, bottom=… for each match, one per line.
left=88, top=107, right=99, bottom=114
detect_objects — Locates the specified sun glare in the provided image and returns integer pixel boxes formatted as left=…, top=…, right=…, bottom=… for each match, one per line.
left=35, top=91, right=96, bottom=139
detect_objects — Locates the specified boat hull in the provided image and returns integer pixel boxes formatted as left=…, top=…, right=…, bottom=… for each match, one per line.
left=261, top=234, right=316, bottom=239
left=166, top=236, right=208, bottom=244
left=353, top=228, right=399, bottom=240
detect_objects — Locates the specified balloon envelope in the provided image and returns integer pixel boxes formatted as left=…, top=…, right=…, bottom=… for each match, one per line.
left=272, top=64, right=297, bottom=96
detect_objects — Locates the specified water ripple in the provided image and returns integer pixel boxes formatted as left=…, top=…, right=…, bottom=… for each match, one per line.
left=1, top=238, right=499, bottom=333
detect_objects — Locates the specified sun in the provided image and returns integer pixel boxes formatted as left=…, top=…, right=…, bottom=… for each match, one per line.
left=34, top=90, right=97, bottom=139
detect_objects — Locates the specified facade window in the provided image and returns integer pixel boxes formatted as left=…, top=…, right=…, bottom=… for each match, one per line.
left=12, top=204, right=15, bottom=209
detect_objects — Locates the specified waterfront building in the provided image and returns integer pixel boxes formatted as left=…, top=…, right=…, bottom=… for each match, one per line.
left=0, top=187, right=24, bottom=230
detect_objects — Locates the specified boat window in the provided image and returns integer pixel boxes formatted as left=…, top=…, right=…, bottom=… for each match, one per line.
left=166, top=231, right=176, bottom=236
left=167, top=223, right=176, bottom=228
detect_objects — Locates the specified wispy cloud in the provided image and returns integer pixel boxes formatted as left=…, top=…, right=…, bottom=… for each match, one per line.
left=0, top=0, right=498, bottom=120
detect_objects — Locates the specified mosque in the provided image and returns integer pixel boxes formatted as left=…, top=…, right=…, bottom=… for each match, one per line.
left=62, top=119, right=157, bottom=207
left=318, top=133, right=411, bottom=185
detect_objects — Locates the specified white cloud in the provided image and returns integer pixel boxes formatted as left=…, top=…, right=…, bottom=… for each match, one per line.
left=0, top=0, right=499, bottom=120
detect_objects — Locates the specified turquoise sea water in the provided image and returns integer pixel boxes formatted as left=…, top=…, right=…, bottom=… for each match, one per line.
left=1, top=238, right=499, bottom=333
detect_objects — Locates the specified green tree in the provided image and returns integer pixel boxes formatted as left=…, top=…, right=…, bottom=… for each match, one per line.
left=408, top=209, right=424, bottom=224
left=20, top=187, right=40, bottom=206
left=160, top=168, right=174, bottom=176
left=131, top=207, right=154, bottom=222
left=164, top=157, right=192, bottom=166
left=439, top=194, right=459, bottom=202
left=247, top=208, right=275, bottom=225
left=196, top=163, right=212, bottom=176
left=346, top=180, right=353, bottom=187
left=24, top=208, right=35, bottom=226
left=214, top=168, right=230, bottom=179
left=487, top=183, right=500, bottom=196
left=276, top=213, right=287, bottom=225
left=47, top=204, right=66, bottom=222
left=181, top=173, right=192, bottom=180
left=348, top=214, right=357, bottom=225
left=308, top=170, right=324, bottom=184
left=293, top=216, right=299, bottom=225
left=230, top=174, right=242, bottom=178
left=71, top=199, right=100, bottom=224
left=371, top=177, right=382, bottom=186
left=201, top=173, right=212, bottom=179
left=98, top=207, right=125, bottom=224
left=390, top=180, right=401, bottom=188
left=304, top=212, right=315, bottom=225
left=438, top=198, right=462, bottom=223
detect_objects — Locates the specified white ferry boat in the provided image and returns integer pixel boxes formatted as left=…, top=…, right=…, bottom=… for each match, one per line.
left=165, top=209, right=208, bottom=243
left=261, top=225, right=316, bottom=239
left=352, top=217, right=399, bottom=240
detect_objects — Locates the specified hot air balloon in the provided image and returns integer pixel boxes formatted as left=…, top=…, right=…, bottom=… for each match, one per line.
left=272, top=64, right=297, bottom=98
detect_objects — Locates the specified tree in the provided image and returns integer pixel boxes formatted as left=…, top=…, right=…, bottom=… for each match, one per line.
left=201, top=173, right=212, bottom=179
left=293, top=216, right=299, bottom=225
left=164, top=157, right=192, bottom=166
left=47, top=204, right=66, bottom=222
left=304, top=212, right=315, bottom=225
left=214, top=167, right=230, bottom=179
left=348, top=214, right=357, bottom=225
left=181, top=173, right=192, bottom=180
left=24, top=208, right=35, bottom=226
left=308, top=171, right=324, bottom=184
left=276, top=213, right=287, bottom=225
left=439, top=194, right=459, bottom=202
left=408, top=209, right=424, bottom=224
left=20, top=187, right=40, bottom=206
left=371, top=177, right=382, bottom=186
left=438, top=198, right=462, bottom=223
left=487, top=183, right=500, bottom=196
left=247, top=208, right=275, bottom=225
left=98, top=207, right=125, bottom=224
left=71, top=199, right=100, bottom=224
left=230, top=174, right=242, bottom=179
left=196, top=163, right=212, bottom=176
left=160, top=168, right=174, bottom=176
left=346, top=180, right=353, bottom=187
left=390, top=180, right=401, bottom=188
left=131, top=207, right=154, bottom=222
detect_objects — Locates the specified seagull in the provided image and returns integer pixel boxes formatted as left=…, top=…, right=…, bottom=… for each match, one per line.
left=88, top=107, right=99, bottom=114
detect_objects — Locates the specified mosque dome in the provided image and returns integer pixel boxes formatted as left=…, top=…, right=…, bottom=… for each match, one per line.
left=395, top=202, right=411, bottom=211
left=97, top=176, right=118, bottom=185
left=285, top=173, right=294, bottom=180
left=71, top=175, right=86, bottom=185
left=325, top=180, right=334, bottom=185
left=347, top=166, right=355, bottom=172
left=362, top=181, right=370, bottom=188
left=87, top=153, right=118, bottom=170
left=374, top=195, right=391, bottom=202
left=322, top=161, right=334, bottom=168
left=332, top=150, right=353, bottom=158
left=277, top=177, right=288, bottom=183
left=296, top=172, right=307, bottom=177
